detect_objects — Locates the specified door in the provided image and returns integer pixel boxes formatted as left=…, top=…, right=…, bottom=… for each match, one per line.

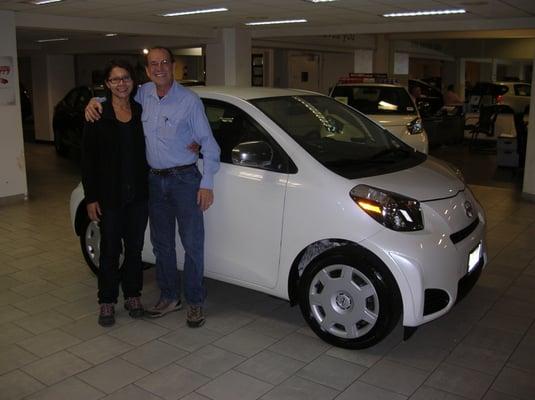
left=289, top=53, right=320, bottom=91
left=201, top=99, right=290, bottom=288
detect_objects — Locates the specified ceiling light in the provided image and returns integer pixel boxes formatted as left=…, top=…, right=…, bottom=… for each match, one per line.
left=160, top=8, right=228, bottom=17
left=104, top=33, right=117, bottom=37
left=245, top=19, right=308, bottom=26
left=142, top=49, right=149, bottom=55
left=36, top=37, right=68, bottom=43
left=383, top=9, right=466, bottom=17
left=31, top=0, right=63, bottom=5
left=303, top=0, right=338, bottom=3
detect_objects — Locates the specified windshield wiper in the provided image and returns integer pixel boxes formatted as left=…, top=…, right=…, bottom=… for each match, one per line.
left=371, top=147, right=412, bottom=160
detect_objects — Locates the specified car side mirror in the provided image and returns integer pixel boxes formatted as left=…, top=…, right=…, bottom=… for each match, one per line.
left=231, top=141, right=273, bottom=168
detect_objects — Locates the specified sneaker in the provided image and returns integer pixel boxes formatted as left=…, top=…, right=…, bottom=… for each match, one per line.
left=98, top=303, right=115, bottom=327
left=186, top=305, right=205, bottom=328
left=124, top=297, right=144, bottom=318
left=145, top=299, right=182, bottom=318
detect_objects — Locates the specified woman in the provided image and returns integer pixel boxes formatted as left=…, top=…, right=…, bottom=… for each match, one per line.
left=82, top=60, right=148, bottom=327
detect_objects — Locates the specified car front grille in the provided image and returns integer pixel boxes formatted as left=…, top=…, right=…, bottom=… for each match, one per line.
left=450, top=217, right=479, bottom=244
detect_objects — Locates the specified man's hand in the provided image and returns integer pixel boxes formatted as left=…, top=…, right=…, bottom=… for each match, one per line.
left=187, top=142, right=200, bottom=153
left=86, top=201, right=102, bottom=222
left=197, top=188, right=214, bottom=212
left=85, top=98, right=103, bottom=122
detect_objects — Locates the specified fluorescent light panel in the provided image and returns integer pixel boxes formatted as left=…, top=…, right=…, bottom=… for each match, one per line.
left=303, top=0, right=338, bottom=3
left=161, top=7, right=228, bottom=17
left=383, top=9, right=466, bottom=17
left=245, top=19, right=307, bottom=26
left=32, top=0, right=63, bottom=5
left=36, top=37, right=68, bottom=43
left=105, top=33, right=117, bottom=37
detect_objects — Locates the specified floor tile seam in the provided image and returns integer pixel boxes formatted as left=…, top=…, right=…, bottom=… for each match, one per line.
left=485, top=387, right=524, bottom=400
left=478, top=362, right=530, bottom=400
left=64, top=339, right=134, bottom=366
left=245, top=369, right=339, bottom=400
left=129, top=383, right=167, bottom=400
left=19, top=352, right=94, bottom=387
left=383, top=350, right=446, bottom=374
left=293, top=355, right=368, bottom=392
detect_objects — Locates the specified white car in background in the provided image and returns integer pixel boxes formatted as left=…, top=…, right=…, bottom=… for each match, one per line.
left=70, top=86, right=486, bottom=349
left=495, top=81, right=531, bottom=115
left=330, top=74, right=428, bottom=154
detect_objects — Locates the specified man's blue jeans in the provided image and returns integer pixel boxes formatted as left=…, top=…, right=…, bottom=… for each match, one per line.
left=148, top=166, right=205, bottom=305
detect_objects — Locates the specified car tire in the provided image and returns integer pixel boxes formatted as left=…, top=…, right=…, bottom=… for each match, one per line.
left=298, top=245, right=401, bottom=349
left=80, top=215, right=101, bottom=275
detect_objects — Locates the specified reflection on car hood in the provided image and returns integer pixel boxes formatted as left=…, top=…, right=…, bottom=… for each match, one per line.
left=356, top=156, right=464, bottom=201
left=368, top=114, right=416, bottom=127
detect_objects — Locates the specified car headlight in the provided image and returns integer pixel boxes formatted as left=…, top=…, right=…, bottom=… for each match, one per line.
left=407, top=117, right=423, bottom=135
left=350, top=185, right=424, bottom=231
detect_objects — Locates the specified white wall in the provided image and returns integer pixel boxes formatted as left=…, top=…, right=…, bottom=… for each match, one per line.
left=0, top=11, right=27, bottom=202
left=32, top=54, right=74, bottom=141
left=321, top=52, right=354, bottom=94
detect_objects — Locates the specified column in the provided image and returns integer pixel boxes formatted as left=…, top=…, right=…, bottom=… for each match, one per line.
left=0, top=11, right=27, bottom=202
left=31, top=54, right=75, bottom=141
left=521, top=57, right=535, bottom=200
left=205, top=28, right=251, bottom=86
left=373, top=34, right=389, bottom=74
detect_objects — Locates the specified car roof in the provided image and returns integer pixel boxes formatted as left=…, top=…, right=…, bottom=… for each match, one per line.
left=190, top=86, right=318, bottom=100
left=333, top=83, right=404, bottom=88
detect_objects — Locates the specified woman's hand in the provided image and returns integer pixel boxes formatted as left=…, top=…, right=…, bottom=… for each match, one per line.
left=86, top=201, right=102, bottom=222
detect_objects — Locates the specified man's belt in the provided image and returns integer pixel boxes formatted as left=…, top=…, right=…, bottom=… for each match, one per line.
left=149, top=163, right=195, bottom=176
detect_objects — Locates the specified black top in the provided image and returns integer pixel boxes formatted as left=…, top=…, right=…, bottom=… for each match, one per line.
left=82, top=100, right=148, bottom=209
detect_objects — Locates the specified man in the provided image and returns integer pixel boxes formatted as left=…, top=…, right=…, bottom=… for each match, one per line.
left=86, top=47, right=220, bottom=327
left=443, top=84, right=464, bottom=105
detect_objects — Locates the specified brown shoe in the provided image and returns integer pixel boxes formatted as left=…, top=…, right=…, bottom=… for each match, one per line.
left=145, top=299, right=182, bottom=318
left=124, top=297, right=144, bottom=318
left=186, top=305, right=205, bottom=328
left=98, top=303, right=115, bottom=327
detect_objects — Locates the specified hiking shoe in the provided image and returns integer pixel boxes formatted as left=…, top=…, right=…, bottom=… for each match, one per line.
left=186, top=305, right=205, bottom=328
left=124, top=297, right=144, bottom=318
left=98, top=303, right=115, bottom=327
left=145, top=299, right=182, bottom=318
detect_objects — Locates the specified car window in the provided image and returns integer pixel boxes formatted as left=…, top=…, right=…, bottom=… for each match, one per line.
left=514, top=84, right=531, bottom=96
left=203, top=99, right=291, bottom=173
left=331, top=85, right=417, bottom=115
left=252, top=95, right=426, bottom=179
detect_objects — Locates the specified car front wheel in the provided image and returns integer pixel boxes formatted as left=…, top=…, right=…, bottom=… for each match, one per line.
left=299, top=246, right=401, bottom=349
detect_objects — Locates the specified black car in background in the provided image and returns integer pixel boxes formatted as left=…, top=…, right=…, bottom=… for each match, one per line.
left=53, top=85, right=105, bottom=157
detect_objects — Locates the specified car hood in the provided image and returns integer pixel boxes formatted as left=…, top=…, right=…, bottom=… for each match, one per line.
left=356, top=156, right=464, bottom=201
left=368, top=114, right=417, bottom=127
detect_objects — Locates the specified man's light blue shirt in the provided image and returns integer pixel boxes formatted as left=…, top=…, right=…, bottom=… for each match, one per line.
left=135, top=81, right=220, bottom=189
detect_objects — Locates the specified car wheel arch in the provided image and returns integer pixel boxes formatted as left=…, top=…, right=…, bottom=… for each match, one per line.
left=74, top=200, right=88, bottom=236
left=287, top=239, right=402, bottom=307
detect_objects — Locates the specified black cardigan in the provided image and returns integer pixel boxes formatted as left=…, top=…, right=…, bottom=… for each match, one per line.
left=81, top=99, right=148, bottom=209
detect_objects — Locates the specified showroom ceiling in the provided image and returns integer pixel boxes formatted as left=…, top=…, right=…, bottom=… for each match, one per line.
left=2, top=0, right=535, bottom=51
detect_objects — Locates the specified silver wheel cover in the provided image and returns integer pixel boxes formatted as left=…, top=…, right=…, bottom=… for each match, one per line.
left=84, top=220, right=101, bottom=268
left=308, top=264, right=379, bottom=339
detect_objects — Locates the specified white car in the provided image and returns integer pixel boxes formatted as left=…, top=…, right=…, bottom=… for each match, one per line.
left=70, top=86, right=486, bottom=349
left=495, top=81, right=531, bottom=115
left=330, top=78, right=428, bottom=154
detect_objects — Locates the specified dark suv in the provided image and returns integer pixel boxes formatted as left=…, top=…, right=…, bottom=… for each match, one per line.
left=53, top=85, right=105, bottom=157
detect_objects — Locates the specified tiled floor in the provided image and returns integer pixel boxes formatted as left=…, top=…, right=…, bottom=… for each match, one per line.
left=1, top=142, right=535, bottom=400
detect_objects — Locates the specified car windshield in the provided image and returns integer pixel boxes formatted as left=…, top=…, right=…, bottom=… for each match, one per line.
left=251, top=95, right=426, bottom=179
left=331, top=86, right=417, bottom=115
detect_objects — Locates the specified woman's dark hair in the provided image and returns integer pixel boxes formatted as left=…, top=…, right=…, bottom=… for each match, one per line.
left=102, top=59, right=137, bottom=100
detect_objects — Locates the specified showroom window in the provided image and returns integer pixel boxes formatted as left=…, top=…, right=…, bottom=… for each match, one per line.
left=203, top=99, right=294, bottom=173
